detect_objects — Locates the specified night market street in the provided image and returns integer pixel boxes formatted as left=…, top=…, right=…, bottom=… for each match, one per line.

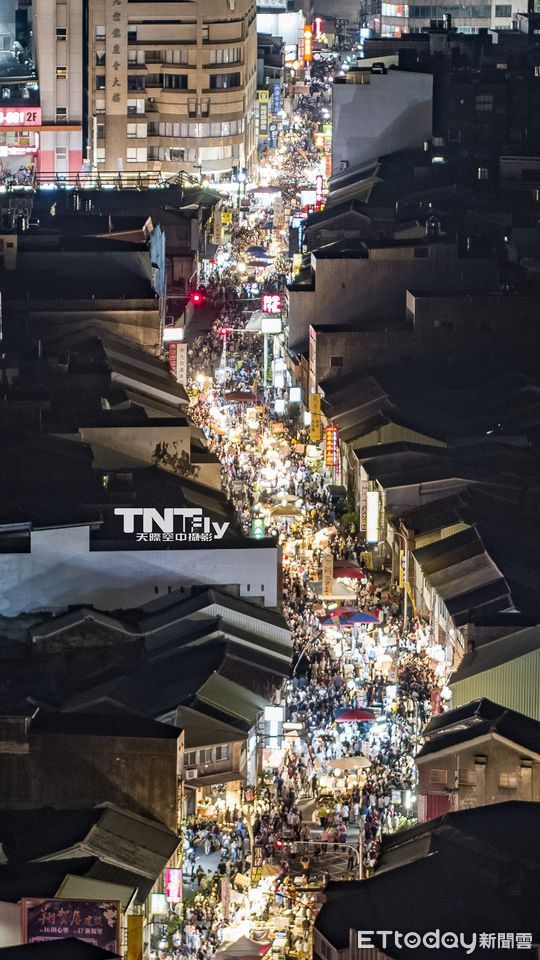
left=173, top=102, right=447, bottom=955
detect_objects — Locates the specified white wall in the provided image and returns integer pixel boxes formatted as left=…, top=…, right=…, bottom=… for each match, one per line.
left=332, top=70, right=433, bottom=176
left=0, top=526, right=279, bottom=614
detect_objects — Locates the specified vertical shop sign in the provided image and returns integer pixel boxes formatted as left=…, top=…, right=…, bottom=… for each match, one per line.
left=106, top=0, right=128, bottom=117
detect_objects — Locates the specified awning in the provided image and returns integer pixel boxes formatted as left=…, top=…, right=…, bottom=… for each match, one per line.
left=190, top=772, right=245, bottom=788
left=309, top=579, right=357, bottom=600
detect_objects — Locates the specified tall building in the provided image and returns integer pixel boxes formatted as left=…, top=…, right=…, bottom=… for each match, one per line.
left=33, top=0, right=84, bottom=177
left=86, top=0, right=258, bottom=180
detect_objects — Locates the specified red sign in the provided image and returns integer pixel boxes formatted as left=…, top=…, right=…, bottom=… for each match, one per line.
left=261, top=293, right=282, bottom=314
left=314, top=16, right=323, bottom=39
left=168, top=342, right=177, bottom=373
left=325, top=425, right=339, bottom=467
left=303, top=25, right=313, bottom=62
left=0, top=108, right=42, bottom=127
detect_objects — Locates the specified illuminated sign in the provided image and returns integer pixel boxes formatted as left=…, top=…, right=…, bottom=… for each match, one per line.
left=22, top=899, right=120, bottom=953
left=163, top=326, right=184, bottom=343
left=325, top=425, right=339, bottom=467
left=315, top=174, right=325, bottom=203
left=251, top=517, right=265, bottom=539
left=366, top=490, right=380, bottom=544
left=113, top=508, right=230, bottom=543
left=314, top=131, right=325, bottom=149
left=0, top=145, right=38, bottom=156
left=303, top=25, right=313, bottom=62
left=309, top=393, right=322, bottom=442
left=261, top=293, right=282, bottom=314
left=261, top=315, right=281, bottom=334
left=314, top=16, right=323, bottom=39
left=0, top=108, right=41, bottom=127
left=165, top=869, right=182, bottom=903
left=150, top=894, right=168, bottom=916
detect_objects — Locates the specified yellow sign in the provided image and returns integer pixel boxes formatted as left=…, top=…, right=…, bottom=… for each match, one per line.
left=399, top=549, right=405, bottom=589
left=309, top=393, right=321, bottom=415
left=222, top=210, right=232, bottom=225
left=127, top=916, right=143, bottom=960
left=257, top=90, right=270, bottom=102
left=321, top=549, right=334, bottom=597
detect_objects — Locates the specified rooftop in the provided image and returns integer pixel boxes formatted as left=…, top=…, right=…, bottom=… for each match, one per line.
left=417, top=697, right=540, bottom=759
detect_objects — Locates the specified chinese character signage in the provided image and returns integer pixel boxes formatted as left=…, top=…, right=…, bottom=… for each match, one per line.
left=257, top=90, right=270, bottom=137
left=0, top=108, right=42, bottom=127
left=325, top=425, right=339, bottom=467
left=366, top=490, right=380, bottom=544
left=303, top=25, right=313, bottom=62
left=165, top=868, right=182, bottom=903
left=268, top=122, right=279, bottom=149
left=251, top=517, right=265, bottom=539
left=113, top=507, right=231, bottom=545
left=321, top=549, right=334, bottom=597
left=22, top=899, right=120, bottom=953
left=261, top=293, right=282, bottom=314
left=309, top=393, right=322, bottom=443
left=271, top=83, right=282, bottom=114
left=313, top=16, right=323, bottom=39
left=106, top=0, right=128, bottom=117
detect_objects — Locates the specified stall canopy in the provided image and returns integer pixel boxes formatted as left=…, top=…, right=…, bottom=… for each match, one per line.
left=334, top=707, right=376, bottom=722
left=326, top=756, right=371, bottom=770
left=216, top=937, right=270, bottom=958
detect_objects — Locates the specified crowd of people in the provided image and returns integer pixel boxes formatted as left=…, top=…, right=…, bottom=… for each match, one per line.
left=158, top=80, right=447, bottom=960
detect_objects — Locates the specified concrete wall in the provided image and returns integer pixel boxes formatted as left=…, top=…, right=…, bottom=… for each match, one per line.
left=409, top=292, right=540, bottom=363
left=310, top=325, right=414, bottom=390
left=288, top=245, right=497, bottom=352
left=79, top=424, right=192, bottom=468
left=0, top=525, right=279, bottom=614
left=331, top=71, right=433, bottom=177
left=0, top=732, right=179, bottom=830
left=417, top=738, right=540, bottom=822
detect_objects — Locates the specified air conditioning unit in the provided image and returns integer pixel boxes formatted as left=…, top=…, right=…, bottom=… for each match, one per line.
left=184, top=769, right=198, bottom=780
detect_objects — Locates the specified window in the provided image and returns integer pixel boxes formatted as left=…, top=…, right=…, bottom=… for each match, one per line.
left=127, top=146, right=148, bottom=162
left=96, top=75, right=106, bottom=90
left=96, top=50, right=106, bottom=66
left=162, top=73, right=188, bottom=89
left=96, top=25, right=106, bottom=40
left=458, top=769, right=476, bottom=786
left=201, top=98, right=210, bottom=117
left=216, top=744, right=229, bottom=761
left=127, top=98, right=145, bottom=115
left=330, top=356, right=344, bottom=367
left=56, top=107, right=67, bottom=122
left=188, top=99, right=197, bottom=116
left=127, top=122, right=146, bottom=139
left=128, top=75, right=145, bottom=90
left=429, top=768, right=448, bottom=785
left=199, top=145, right=233, bottom=161
left=96, top=123, right=105, bottom=140
left=202, top=24, right=209, bottom=40
left=128, top=27, right=137, bottom=42
left=495, top=4, right=512, bottom=14
left=96, top=147, right=106, bottom=163
left=95, top=98, right=105, bottom=114
left=199, top=748, right=213, bottom=764
left=170, top=147, right=185, bottom=161
left=209, top=47, right=241, bottom=64
left=210, top=72, right=241, bottom=89
left=499, top=772, right=519, bottom=788
left=185, top=751, right=197, bottom=767
left=475, top=93, right=493, bottom=113
left=56, top=27, right=67, bottom=40
left=164, top=49, right=188, bottom=64
left=56, top=66, right=67, bottom=79
left=128, top=49, right=146, bottom=65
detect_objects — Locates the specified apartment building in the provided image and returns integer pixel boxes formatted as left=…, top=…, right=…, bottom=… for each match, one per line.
left=33, top=0, right=84, bottom=177
left=87, top=0, right=257, bottom=180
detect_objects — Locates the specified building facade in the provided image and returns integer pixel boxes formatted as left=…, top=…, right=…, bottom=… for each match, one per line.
left=33, top=0, right=84, bottom=177
left=86, top=0, right=257, bottom=180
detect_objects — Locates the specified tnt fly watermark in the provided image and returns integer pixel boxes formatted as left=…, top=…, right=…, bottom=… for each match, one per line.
left=114, top=508, right=230, bottom=544
left=357, top=931, right=534, bottom=953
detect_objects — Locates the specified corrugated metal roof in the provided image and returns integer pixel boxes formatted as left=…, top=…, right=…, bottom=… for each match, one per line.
left=56, top=873, right=137, bottom=911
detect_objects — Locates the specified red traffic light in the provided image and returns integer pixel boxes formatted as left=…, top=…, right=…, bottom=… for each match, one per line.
left=190, top=290, right=205, bottom=306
